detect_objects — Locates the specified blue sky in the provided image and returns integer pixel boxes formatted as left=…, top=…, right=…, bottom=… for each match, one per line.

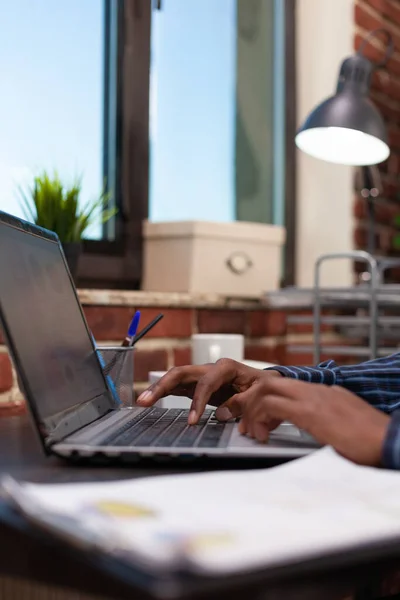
left=150, top=0, right=236, bottom=222
left=0, top=0, right=103, bottom=237
left=1, top=0, right=237, bottom=238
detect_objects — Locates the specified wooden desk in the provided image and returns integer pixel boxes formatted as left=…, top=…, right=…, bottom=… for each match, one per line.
left=0, top=415, right=400, bottom=600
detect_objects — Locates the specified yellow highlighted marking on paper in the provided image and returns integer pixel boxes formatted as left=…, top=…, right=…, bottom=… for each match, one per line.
left=93, top=500, right=155, bottom=519
left=185, top=532, right=235, bottom=552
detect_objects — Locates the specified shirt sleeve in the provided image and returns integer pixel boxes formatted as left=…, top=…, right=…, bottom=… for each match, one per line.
left=267, top=361, right=338, bottom=386
left=382, top=411, right=400, bottom=469
left=267, top=352, right=400, bottom=414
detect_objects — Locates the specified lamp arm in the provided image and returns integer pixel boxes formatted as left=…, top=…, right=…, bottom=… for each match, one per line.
left=357, top=28, right=394, bottom=69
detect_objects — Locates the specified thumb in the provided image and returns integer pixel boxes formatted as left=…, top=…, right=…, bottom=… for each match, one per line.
left=215, top=387, right=257, bottom=421
left=215, top=404, right=234, bottom=422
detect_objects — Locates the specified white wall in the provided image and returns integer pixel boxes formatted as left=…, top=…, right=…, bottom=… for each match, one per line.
left=296, top=0, right=354, bottom=287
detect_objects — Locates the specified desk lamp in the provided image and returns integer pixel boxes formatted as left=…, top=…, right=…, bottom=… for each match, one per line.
left=296, top=29, right=394, bottom=262
left=296, top=29, right=393, bottom=166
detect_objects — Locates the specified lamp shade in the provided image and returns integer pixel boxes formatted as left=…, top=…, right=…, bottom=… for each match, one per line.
left=296, top=53, right=390, bottom=166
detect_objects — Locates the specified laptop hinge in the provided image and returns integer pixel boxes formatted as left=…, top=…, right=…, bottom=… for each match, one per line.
left=44, top=394, right=114, bottom=447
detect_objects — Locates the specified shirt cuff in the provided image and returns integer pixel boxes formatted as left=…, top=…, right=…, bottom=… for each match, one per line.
left=382, top=412, right=400, bottom=469
left=264, top=365, right=337, bottom=385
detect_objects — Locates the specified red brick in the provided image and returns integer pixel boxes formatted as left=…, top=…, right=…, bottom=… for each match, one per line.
left=356, top=3, right=400, bottom=52
left=384, top=56, right=400, bottom=80
left=173, top=346, right=192, bottom=367
left=383, top=179, right=399, bottom=201
left=353, top=195, right=398, bottom=225
left=138, top=308, right=193, bottom=338
left=353, top=259, right=365, bottom=274
left=370, top=93, right=400, bottom=124
left=84, top=306, right=193, bottom=340
left=284, top=351, right=363, bottom=367
left=355, top=223, right=398, bottom=252
left=382, top=228, right=396, bottom=251
left=371, top=70, right=400, bottom=103
left=247, top=311, right=286, bottom=338
left=354, top=196, right=365, bottom=220
left=354, top=33, right=400, bottom=78
left=353, top=227, right=364, bottom=250
left=0, top=402, right=26, bottom=417
left=384, top=265, right=400, bottom=281
left=355, top=3, right=382, bottom=32
left=134, top=349, right=168, bottom=382
left=196, top=310, right=246, bottom=334
left=380, top=157, right=390, bottom=174
left=389, top=127, right=400, bottom=152
left=366, top=0, right=400, bottom=24
left=386, top=153, right=400, bottom=175
left=354, top=226, right=380, bottom=250
left=283, top=352, right=314, bottom=367
left=244, top=344, right=286, bottom=365
left=85, top=306, right=137, bottom=340
left=286, top=311, right=333, bottom=334
left=386, top=0, right=400, bottom=24
left=0, top=353, right=13, bottom=393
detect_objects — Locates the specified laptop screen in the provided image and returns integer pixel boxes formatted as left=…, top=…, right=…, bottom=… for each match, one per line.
left=0, top=213, right=113, bottom=444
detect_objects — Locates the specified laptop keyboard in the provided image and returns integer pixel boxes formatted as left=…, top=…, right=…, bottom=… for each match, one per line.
left=100, top=408, right=226, bottom=449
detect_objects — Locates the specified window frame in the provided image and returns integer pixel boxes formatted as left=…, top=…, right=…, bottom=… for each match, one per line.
left=282, top=0, right=297, bottom=287
left=78, top=0, right=296, bottom=289
left=78, top=0, right=151, bottom=289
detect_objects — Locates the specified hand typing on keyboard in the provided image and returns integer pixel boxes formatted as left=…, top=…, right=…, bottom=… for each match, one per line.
left=137, top=360, right=282, bottom=428
left=137, top=360, right=390, bottom=466
left=238, top=377, right=389, bottom=467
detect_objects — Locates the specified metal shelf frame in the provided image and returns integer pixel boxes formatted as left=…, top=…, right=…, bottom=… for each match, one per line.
left=267, top=252, right=400, bottom=364
left=313, top=252, right=379, bottom=363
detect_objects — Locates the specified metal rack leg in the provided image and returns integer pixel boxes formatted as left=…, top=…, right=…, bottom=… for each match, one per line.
left=313, top=252, right=379, bottom=365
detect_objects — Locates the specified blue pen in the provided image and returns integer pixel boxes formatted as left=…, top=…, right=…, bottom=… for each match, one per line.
left=91, top=333, right=121, bottom=405
left=109, top=311, right=141, bottom=405
left=122, top=311, right=141, bottom=347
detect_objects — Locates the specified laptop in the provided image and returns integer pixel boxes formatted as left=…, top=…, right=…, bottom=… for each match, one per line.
left=0, top=211, right=320, bottom=463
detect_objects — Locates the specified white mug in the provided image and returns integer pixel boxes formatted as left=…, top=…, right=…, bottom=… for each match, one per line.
left=191, top=334, right=244, bottom=365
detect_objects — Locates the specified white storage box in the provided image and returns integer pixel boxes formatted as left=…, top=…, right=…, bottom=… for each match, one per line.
left=142, top=220, right=286, bottom=298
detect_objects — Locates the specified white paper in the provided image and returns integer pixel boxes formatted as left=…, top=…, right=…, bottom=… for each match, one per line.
left=4, top=447, right=400, bottom=575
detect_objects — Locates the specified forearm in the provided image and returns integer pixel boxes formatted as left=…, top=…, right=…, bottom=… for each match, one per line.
left=269, top=353, right=400, bottom=414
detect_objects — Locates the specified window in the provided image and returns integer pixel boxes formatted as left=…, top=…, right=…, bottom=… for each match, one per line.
left=149, top=0, right=290, bottom=230
left=0, top=0, right=151, bottom=288
left=0, top=0, right=104, bottom=239
left=0, top=0, right=295, bottom=288
left=149, top=0, right=237, bottom=222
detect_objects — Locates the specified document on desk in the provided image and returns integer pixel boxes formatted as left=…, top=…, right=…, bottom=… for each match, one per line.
left=3, top=448, right=400, bottom=576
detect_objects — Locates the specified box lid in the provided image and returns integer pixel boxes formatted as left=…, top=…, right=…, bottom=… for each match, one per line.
left=143, top=220, right=286, bottom=244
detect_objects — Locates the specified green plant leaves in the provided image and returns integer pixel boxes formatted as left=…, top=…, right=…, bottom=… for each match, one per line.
left=17, top=171, right=117, bottom=242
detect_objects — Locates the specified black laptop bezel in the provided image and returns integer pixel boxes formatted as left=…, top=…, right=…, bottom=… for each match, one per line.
left=0, top=211, right=114, bottom=454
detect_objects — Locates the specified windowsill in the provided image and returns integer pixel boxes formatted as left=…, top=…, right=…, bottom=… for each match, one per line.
left=78, top=289, right=270, bottom=309
left=77, top=288, right=314, bottom=310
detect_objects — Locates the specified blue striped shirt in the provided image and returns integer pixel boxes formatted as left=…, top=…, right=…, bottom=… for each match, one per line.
left=271, top=354, right=400, bottom=469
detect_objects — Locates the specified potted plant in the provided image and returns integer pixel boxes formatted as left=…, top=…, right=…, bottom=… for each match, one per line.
left=18, top=171, right=116, bottom=281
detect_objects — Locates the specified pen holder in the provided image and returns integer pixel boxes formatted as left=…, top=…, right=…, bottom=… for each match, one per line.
left=96, top=346, right=135, bottom=408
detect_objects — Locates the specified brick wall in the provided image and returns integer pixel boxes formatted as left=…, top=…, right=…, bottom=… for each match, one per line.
left=0, top=292, right=356, bottom=413
left=354, top=0, right=400, bottom=277
left=84, top=305, right=288, bottom=386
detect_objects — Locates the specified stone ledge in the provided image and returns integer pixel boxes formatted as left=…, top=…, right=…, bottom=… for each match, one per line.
left=77, top=289, right=318, bottom=310
left=77, top=289, right=270, bottom=309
